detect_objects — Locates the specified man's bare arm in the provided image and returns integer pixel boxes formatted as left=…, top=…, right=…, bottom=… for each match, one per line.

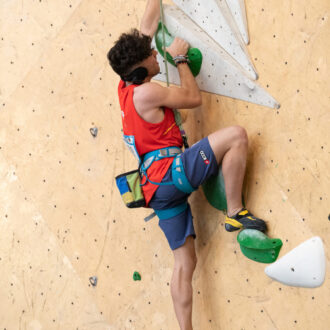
left=134, top=38, right=202, bottom=111
left=135, top=64, right=202, bottom=111
left=136, top=2, right=202, bottom=114
left=140, top=0, right=160, bottom=38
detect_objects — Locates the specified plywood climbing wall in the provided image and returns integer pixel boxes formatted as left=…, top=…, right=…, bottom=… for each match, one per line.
left=0, top=0, right=329, bottom=329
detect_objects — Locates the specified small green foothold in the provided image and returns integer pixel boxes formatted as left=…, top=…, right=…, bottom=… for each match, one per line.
left=155, top=22, right=203, bottom=77
left=133, top=271, right=141, bottom=281
left=237, top=229, right=283, bottom=263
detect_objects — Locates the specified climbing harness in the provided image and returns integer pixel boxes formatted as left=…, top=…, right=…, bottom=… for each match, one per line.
left=140, top=146, right=182, bottom=186
left=116, top=144, right=196, bottom=219
left=138, top=148, right=197, bottom=221
left=140, top=147, right=196, bottom=194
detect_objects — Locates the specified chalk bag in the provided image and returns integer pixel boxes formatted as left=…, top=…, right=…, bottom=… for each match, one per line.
left=115, top=169, right=146, bottom=208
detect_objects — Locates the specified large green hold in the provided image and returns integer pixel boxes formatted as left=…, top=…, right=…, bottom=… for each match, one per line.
left=237, top=229, right=283, bottom=263
left=202, top=166, right=227, bottom=211
left=155, top=22, right=203, bottom=77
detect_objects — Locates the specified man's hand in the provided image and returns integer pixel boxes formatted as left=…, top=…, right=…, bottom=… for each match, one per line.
left=166, top=37, right=189, bottom=58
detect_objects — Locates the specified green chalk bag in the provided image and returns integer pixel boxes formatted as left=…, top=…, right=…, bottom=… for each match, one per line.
left=115, top=169, right=146, bottom=208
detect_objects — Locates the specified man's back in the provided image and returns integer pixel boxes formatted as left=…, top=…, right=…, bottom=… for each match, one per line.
left=118, top=79, right=183, bottom=206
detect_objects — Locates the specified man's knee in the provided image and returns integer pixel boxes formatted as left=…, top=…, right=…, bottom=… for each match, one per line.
left=229, top=125, right=248, bottom=147
left=173, top=236, right=197, bottom=269
left=174, top=259, right=197, bottom=278
left=173, top=253, right=197, bottom=275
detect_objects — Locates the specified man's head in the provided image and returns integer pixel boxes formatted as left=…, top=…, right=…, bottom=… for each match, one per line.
left=107, top=28, right=160, bottom=84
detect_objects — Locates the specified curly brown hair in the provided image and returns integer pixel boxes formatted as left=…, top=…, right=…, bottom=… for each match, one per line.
left=107, top=28, right=153, bottom=80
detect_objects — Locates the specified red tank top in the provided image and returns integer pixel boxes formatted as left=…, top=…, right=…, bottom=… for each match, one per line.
left=118, top=80, right=183, bottom=206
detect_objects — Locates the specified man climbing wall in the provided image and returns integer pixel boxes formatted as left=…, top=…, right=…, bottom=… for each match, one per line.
left=107, top=1, right=267, bottom=329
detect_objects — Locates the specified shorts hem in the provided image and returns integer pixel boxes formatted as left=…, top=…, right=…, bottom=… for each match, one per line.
left=170, top=233, right=196, bottom=251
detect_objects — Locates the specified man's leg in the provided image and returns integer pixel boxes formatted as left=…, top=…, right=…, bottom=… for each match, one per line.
left=171, top=235, right=197, bottom=330
left=208, top=125, right=248, bottom=217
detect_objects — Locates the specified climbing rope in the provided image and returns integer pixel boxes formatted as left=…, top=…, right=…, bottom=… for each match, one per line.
left=159, top=0, right=169, bottom=87
left=159, top=0, right=189, bottom=149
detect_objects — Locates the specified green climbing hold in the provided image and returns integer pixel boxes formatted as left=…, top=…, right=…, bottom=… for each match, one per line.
left=133, top=271, right=141, bottom=281
left=155, top=22, right=203, bottom=77
left=237, top=229, right=283, bottom=263
left=202, top=166, right=227, bottom=211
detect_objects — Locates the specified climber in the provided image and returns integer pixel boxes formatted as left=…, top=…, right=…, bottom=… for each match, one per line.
left=107, top=0, right=267, bottom=329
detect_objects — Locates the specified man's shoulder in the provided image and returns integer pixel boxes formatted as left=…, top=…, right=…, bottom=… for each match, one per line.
left=133, top=81, right=169, bottom=118
left=134, top=81, right=165, bottom=102
left=136, top=81, right=163, bottom=92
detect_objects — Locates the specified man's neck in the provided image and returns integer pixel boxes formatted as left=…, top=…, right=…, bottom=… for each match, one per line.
left=125, top=77, right=152, bottom=87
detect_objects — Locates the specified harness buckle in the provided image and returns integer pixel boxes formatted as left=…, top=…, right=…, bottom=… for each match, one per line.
left=159, top=149, right=168, bottom=157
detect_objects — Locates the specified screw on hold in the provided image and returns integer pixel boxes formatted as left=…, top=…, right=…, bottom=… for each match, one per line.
left=90, top=127, right=98, bottom=138
left=133, top=271, right=141, bottom=281
left=89, top=276, right=98, bottom=286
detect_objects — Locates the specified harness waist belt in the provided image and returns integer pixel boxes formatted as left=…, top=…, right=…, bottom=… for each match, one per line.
left=142, top=146, right=182, bottom=171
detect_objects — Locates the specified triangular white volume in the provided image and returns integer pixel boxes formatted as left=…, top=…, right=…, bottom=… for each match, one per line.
left=172, top=0, right=257, bottom=79
left=153, top=5, right=280, bottom=109
left=226, top=0, right=249, bottom=45
left=265, top=237, right=326, bottom=288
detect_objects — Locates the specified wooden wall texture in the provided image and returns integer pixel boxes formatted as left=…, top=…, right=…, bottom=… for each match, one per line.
left=0, top=0, right=329, bottom=329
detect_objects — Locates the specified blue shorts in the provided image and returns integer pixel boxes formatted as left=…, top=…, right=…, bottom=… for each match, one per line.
left=149, top=137, right=218, bottom=250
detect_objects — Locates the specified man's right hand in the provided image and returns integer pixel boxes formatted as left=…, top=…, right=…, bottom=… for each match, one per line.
left=166, top=37, right=189, bottom=58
